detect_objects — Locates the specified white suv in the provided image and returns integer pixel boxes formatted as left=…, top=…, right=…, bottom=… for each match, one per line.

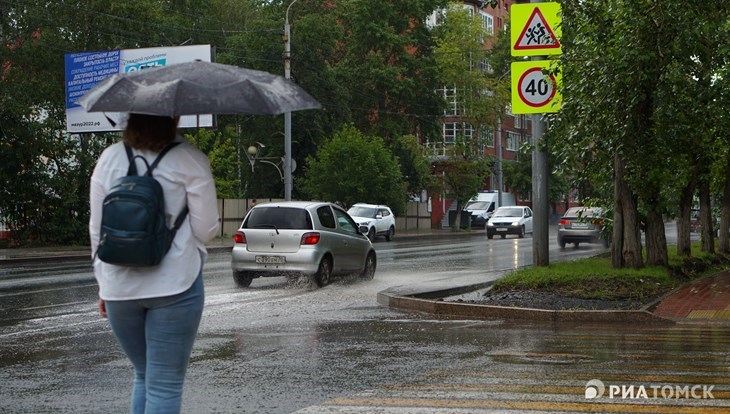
left=347, top=203, right=396, bottom=242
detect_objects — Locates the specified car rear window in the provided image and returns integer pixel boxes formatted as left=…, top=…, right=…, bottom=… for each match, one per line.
left=565, top=208, right=600, bottom=218
left=348, top=206, right=377, bottom=218
left=242, top=207, right=313, bottom=230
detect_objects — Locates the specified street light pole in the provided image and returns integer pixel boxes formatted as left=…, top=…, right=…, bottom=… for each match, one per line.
left=283, top=0, right=299, bottom=201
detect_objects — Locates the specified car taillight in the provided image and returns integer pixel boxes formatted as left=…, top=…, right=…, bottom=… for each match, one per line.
left=234, top=231, right=246, bottom=244
left=301, top=232, right=320, bottom=245
left=592, top=219, right=603, bottom=226
left=558, top=219, right=570, bottom=226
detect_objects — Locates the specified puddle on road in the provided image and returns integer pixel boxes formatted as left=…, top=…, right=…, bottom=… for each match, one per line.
left=491, top=351, right=595, bottom=365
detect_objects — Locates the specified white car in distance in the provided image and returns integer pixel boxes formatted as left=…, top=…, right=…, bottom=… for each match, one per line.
left=486, top=206, right=533, bottom=239
left=347, top=203, right=396, bottom=242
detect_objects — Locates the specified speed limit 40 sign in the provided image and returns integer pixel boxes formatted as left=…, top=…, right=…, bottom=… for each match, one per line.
left=511, top=60, right=561, bottom=114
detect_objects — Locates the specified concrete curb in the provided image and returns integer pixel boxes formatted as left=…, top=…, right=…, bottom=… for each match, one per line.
left=377, top=284, right=676, bottom=325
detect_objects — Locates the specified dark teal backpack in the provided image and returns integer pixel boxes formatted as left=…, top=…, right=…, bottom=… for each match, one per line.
left=95, top=142, right=188, bottom=267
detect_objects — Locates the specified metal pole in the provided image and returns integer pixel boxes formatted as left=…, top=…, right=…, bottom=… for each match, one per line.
left=530, top=0, right=549, bottom=266
left=284, top=0, right=298, bottom=201
left=497, top=120, right=503, bottom=207
left=532, top=112, right=549, bottom=266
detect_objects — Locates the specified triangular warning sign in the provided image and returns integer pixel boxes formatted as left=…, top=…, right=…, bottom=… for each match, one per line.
left=514, top=7, right=560, bottom=51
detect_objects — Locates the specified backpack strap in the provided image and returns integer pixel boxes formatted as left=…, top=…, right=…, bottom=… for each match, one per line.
left=123, top=143, right=140, bottom=176
left=146, top=142, right=182, bottom=177
left=123, top=142, right=181, bottom=177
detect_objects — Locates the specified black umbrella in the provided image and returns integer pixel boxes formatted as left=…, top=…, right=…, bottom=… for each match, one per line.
left=77, top=60, right=321, bottom=116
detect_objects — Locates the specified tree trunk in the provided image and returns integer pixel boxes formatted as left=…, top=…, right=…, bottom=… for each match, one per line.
left=699, top=177, right=715, bottom=253
left=645, top=208, right=668, bottom=266
left=612, top=154, right=624, bottom=268
left=612, top=154, right=643, bottom=269
left=622, top=191, right=643, bottom=269
left=720, top=153, right=730, bottom=253
left=676, top=167, right=697, bottom=256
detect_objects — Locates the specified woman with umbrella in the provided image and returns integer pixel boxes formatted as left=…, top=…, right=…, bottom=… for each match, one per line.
left=89, top=113, right=220, bottom=413
left=81, top=61, right=320, bottom=412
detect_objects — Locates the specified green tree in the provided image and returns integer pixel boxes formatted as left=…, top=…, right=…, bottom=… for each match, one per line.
left=439, top=137, right=493, bottom=229
left=185, top=127, right=243, bottom=199
left=503, top=142, right=571, bottom=214
left=332, top=0, right=447, bottom=140
left=553, top=0, right=730, bottom=268
left=433, top=3, right=509, bottom=149
left=301, top=125, right=406, bottom=214
left=388, top=134, right=432, bottom=197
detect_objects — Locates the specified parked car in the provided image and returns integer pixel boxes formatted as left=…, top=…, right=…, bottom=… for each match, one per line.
left=231, top=201, right=377, bottom=288
left=486, top=206, right=533, bottom=239
left=464, top=191, right=516, bottom=228
left=347, top=203, right=396, bottom=242
left=557, top=206, right=608, bottom=248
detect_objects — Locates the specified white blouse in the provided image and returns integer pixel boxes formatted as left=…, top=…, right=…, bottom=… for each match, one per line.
left=89, top=138, right=220, bottom=300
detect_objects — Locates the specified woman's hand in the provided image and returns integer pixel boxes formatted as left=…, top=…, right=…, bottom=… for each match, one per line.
left=98, top=298, right=107, bottom=318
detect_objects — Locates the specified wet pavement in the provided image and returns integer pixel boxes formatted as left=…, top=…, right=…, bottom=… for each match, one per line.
left=653, top=272, right=730, bottom=322
left=1, top=232, right=729, bottom=413
left=2, top=230, right=730, bottom=324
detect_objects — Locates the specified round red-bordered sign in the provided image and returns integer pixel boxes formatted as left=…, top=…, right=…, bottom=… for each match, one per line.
left=518, top=67, right=557, bottom=108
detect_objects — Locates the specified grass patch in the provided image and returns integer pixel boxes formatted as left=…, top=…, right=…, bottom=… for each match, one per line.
left=493, top=242, right=730, bottom=302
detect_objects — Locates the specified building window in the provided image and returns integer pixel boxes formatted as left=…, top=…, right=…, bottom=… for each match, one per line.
left=439, top=86, right=461, bottom=116
left=443, top=122, right=474, bottom=144
left=478, top=58, right=492, bottom=73
left=506, top=131, right=520, bottom=151
left=480, top=127, right=494, bottom=148
left=444, top=122, right=456, bottom=143
left=514, top=114, right=521, bottom=129
left=480, top=12, right=494, bottom=35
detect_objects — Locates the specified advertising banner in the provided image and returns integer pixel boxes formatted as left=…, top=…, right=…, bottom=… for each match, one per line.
left=65, top=44, right=212, bottom=133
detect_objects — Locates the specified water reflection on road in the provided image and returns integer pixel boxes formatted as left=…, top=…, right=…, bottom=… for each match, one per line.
left=2, top=229, right=725, bottom=413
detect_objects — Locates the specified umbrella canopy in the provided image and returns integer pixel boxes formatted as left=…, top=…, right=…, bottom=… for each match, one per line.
left=77, top=61, right=321, bottom=117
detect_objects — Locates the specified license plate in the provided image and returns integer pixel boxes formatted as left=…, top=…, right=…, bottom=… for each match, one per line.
left=572, top=222, right=589, bottom=229
left=255, top=255, right=286, bottom=264
left=496, top=227, right=508, bottom=232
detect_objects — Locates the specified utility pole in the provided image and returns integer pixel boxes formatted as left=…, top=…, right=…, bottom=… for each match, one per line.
left=283, top=0, right=299, bottom=201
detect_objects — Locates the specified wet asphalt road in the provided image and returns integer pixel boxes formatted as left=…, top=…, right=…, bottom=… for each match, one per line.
left=1, top=231, right=728, bottom=413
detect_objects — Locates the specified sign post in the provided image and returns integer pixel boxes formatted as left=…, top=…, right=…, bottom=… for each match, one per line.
left=511, top=1, right=561, bottom=267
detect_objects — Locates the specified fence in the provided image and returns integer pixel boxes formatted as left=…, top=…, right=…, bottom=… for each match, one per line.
left=216, top=199, right=432, bottom=238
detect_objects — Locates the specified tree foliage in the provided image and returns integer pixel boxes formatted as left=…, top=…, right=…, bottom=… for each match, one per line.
left=439, top=137, right=494, bottom=229
left=553, top=0, right=730, bottom=268
left=434, top=3, right=509, bottom=144
left=301, top=125, right=406, bottom=214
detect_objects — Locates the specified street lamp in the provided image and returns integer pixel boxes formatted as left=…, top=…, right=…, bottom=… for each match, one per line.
left=283, top=0, right=299, bottom=201
left=246, top=142, right=295, bottom=182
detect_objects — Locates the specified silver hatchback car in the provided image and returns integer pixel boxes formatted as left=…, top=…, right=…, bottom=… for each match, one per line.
left=557, top=206, right=608, bottom=248
left=231, top=201, right=377, bottom=287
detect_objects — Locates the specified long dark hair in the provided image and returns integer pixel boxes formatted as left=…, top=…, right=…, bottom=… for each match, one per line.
left=123, top=114, right=178, bottom=151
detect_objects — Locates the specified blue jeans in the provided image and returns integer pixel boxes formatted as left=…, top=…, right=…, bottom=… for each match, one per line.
left=106, top=274, right=204, bottom=414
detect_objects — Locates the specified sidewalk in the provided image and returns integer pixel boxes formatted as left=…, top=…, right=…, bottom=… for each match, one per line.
left=652, top=271, right=730, bottom=321
left=2, top=231, right=729, bottom=325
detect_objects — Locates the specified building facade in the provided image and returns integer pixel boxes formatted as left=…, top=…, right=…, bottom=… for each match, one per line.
left=426, top=0, right=540, bottom=227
